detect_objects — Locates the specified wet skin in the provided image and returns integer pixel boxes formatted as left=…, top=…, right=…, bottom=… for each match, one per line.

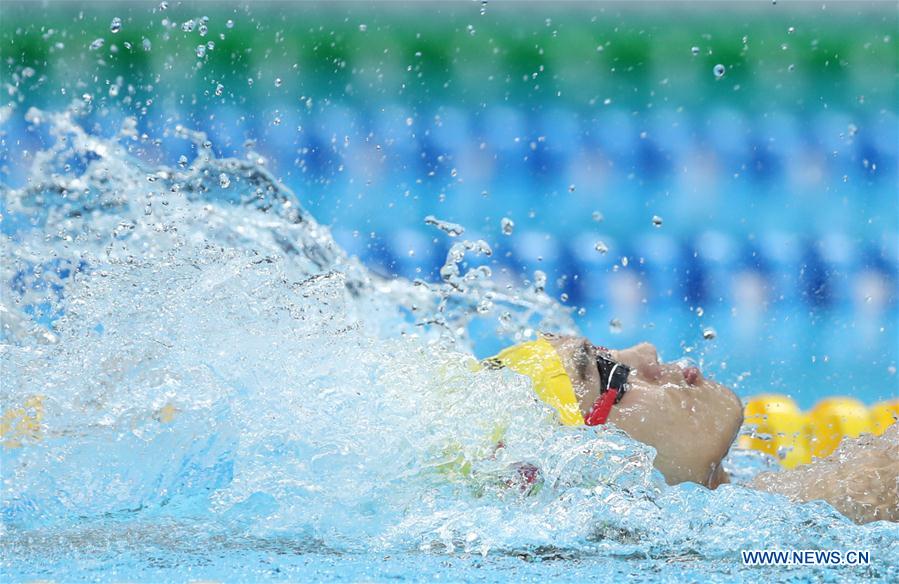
left=547, top=337, right=744, bottom=488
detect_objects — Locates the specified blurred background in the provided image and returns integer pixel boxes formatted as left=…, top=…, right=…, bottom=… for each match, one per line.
left=1, top=1, right=896, bottom=406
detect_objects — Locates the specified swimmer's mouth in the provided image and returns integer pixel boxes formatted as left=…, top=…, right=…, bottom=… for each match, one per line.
left=584, top=347, right=632, bottom=426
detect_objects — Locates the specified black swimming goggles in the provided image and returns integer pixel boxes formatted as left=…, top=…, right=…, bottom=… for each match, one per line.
left=584, top=347, right=631, bottom=426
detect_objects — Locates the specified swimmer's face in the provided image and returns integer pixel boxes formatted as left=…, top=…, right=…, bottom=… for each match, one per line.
left=607, top=343, right=744, bottom=488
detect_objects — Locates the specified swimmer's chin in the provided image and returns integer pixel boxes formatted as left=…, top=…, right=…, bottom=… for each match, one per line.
left=608, top=376, right=743, bottom=489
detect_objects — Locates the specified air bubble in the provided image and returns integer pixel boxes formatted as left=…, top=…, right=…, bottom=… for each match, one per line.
left=110, top=17, right=122, bottom=34
left=591, top=211, right=604, bottom=223
left=500, top=217, right=514, bottom=235
left=215, top=84, right=224, bottom=96
left=219, top=173, right=231, bottom=188
left=594, top=241, right=608, bottom=254
left=652, top=215, right=663, bottom=228
left=713, top=64, right=726, bottom=78
left=359, top=23, right=368, bottom=32
left=89, top=38, right=105, bottom=51
left=702, top=327, right=717, bottom=340
left=275, top=78, right=282, bottom=88
left=691, top=46, right=700, bottom=56
left=226, top=19, right=234, bottom=29
left=609, top=318, right=623, bottom=334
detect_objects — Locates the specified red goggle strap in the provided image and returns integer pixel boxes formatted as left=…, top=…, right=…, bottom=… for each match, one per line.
left=584, top=387, right=619, bottom=426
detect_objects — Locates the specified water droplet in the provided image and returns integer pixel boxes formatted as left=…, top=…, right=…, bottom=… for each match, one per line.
left=594, top=241, right=608, bottom=254
left=500, top=217, right=515, bottom=235
left=702, top=327, right=717, bottom=340
left=533, top=270, right=547, bottom=293
left=713, top=64, right=726, bottom=78
left=274, top=78, right=282, bottom=88
left=89, top=38, right=105, bottom=51
left=652, top=215, right=663, bottom=228
left=424, top=215, right=465, bottom=237
left=691, top=46, right=700, bottom=56
left=110, top=17, right=122, bottom=34
left=219, top=173, right=231, bottom=188
left=609, top=318, right=623, bottom=334
left=591, top=211, right=604, bottom=223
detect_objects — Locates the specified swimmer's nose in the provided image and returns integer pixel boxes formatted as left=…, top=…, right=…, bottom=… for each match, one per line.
left=683, top=366, right=702, bottom=386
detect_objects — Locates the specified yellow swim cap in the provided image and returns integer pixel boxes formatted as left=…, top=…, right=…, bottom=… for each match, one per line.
left=487, top=337, right=584, bottom=426
left=739, top=394, right=810, bottom=468
left=807, top=397, right=873, bottom=459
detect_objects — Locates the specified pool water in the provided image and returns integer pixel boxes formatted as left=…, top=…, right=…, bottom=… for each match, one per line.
left=1, top=108, right=897, bottom=583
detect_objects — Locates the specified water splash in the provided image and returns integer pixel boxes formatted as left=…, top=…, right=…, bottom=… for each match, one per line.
left=1, top=106, right=897, bottom=579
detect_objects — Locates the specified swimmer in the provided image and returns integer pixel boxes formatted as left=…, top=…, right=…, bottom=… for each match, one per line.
left=488, top=334, right=898, bottom=525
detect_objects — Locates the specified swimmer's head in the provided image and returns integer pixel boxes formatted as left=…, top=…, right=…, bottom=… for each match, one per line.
left=606, top=342, right=744, bottom=488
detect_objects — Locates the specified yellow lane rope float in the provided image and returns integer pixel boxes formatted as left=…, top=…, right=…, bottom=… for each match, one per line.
left=740, top=395, right=898, bottom=467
